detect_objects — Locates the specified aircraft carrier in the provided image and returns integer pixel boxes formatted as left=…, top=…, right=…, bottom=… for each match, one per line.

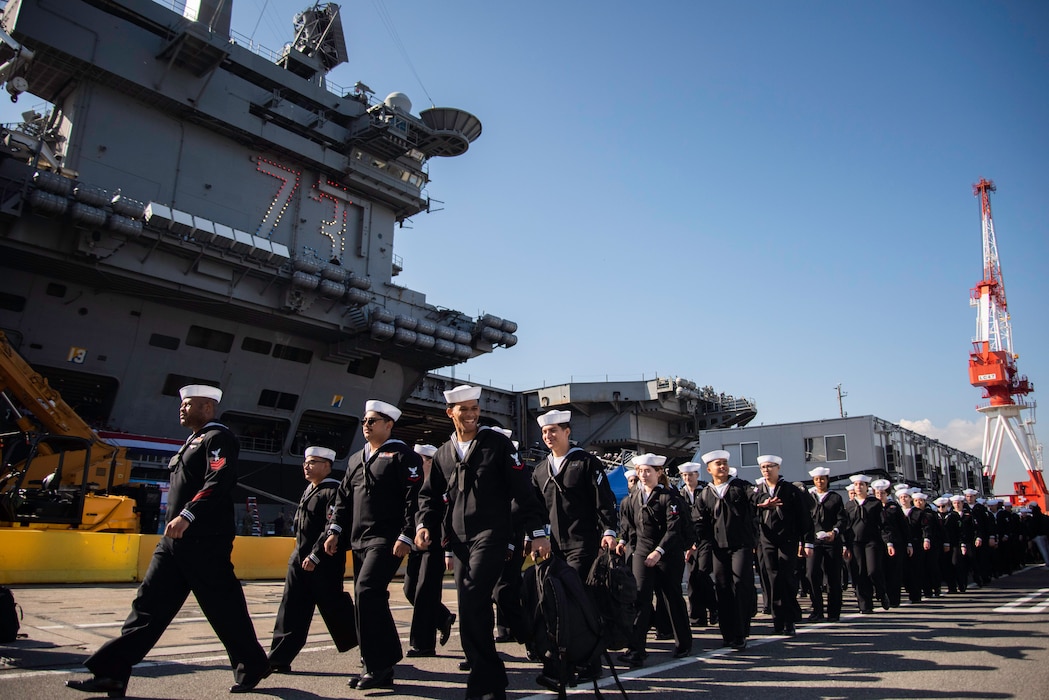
left=0, top=0, right=517, bottom=515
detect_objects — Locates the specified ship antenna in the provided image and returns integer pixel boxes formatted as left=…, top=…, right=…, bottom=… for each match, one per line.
left=370, top=0, right=437, bottom=107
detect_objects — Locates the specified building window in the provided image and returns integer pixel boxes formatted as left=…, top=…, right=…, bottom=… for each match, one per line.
left=740, top=442, right=759, bottom=467
left=804, top=434, right=847, bottom=462
left=273, top=343, right=313, bottom=364
left=258, top=389, right=299, bottom=411
left=149, top=333, right=180, bottom=351
left=292, top=410, right=357, bottom=459
left=242, top=337, right=273, bottom=355
left=186, top=325, right=234, bottom=353
left=220, top=412, right=288, bottom=454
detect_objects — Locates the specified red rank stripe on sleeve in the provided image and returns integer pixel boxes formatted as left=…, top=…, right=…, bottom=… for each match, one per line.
left=209, top=457, right=226, bottom=470
left=191, top=489, right=214, bottom=502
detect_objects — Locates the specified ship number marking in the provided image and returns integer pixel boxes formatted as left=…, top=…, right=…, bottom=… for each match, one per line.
left=256, top=157, right=301, bottom=239
left=67, top=347, right=87, bottom=364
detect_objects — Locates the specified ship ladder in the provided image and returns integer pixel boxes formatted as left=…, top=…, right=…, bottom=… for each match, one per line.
left=246, top=496, right=262, bottom=536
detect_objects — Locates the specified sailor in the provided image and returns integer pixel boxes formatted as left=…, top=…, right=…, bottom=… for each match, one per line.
left=414, top=385, right=550, bottom=700
left=323, top=399, right=423, bottom=690
left=844, top=474, right=891, bottom=613
left=67, top=385, right=270, bottom=697
left=696, top=449, right=756, bottom=651
left=897, top=489, right=932, bottom=604
left=490, top=427, right=526, bottom=647
left=806, top=466, right=848, bottom=622
left=679, top=462, right=718, bottom=628
left=754, top=455, right=813, bottom=635
left=403, top=444, right=456, bottom=658
left=945, top=494, right=975, bottom=592
left=934, top=496, right=958, bottom=591
left=615, top=453, right=691, bottom=666
left=963, top=488, right=995, bottom=586
left=531, top=409, right=618, bottom=686
left=1027, top=503, right=1049, bottom=567
left=267, top=446, right=358, bottom=673
left=872, top=479, right=906, bottom=608
left=913, top=492, right=944, bottom=598
left=625, top=468, right=639, bottom=492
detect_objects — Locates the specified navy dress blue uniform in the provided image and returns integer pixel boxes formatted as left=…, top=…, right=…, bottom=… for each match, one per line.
left=680, top=481, right=718, bottom=626
left=618, top=482, right=691, bottom=659
left=81, top=418, right=268, bottom=689
left=698, top=478, right=757, bottom=648
left=901, top=503, right=933, bottom=603
left=880, top=498, right=907, bottom=607
left=807, top=488, right=848, bottom=620
left=268, top=473, right=358, bottom=667
left=844, top=494, right=890, bottom=613
left=754, top=478, right=814, bottom=633
left=417, top=426, right=547, bottom=699
left=532, top=446, right=618, bottom=577
left=328, top=438, right=422, bottom=677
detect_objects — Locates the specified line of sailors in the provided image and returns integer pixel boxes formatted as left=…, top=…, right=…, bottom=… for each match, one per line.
left=256, top=389, right=1049, bottom=700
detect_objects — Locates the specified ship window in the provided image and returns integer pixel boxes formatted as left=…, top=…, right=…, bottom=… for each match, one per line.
left=259, top=389, right=299, bottom=411
left=740, top=442, right=759, bottom=467
left=33, top=365, right=119, bottom=428
left=220, top=412, right=288, bottom=454
left=161, top=374, right=220, bottom=398
left=186, top=325, right=234, bottom=353
left=242, top=337, right=273, bottom=355
left=292, top=410, right=357, bottom=460
left=346, top=355, right=380, bottom=378
left=273, top=344, right=313, bottom=364
left=45, top=283, right=67, bottom=298
left=0, top=292, right=26, bottom=312
left=149, top=333, right=180, bottom=351
left=804, top=434, right=847, bottom=463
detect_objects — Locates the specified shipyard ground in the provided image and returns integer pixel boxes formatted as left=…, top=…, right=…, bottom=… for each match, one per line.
left=2, top=566, right=1048, bottom=699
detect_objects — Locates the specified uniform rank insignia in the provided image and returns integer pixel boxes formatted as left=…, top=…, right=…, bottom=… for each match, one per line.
left=208, top=448, right=226, bottom=470
left=407, top=465, right=421, bottom=482
left=442, top=491, right=450, bottom=504
left=380, top=451, right=397, bottom=459
left=669, top=504, right=679, bottom=516
left=511, top=454, right=524, bottom=470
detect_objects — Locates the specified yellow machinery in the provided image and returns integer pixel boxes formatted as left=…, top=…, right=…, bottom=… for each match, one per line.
left=0, top=331, right=139, bottom=532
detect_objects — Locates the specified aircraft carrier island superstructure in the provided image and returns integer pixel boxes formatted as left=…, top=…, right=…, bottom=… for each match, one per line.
left=0, top=0, right=515, bottom=519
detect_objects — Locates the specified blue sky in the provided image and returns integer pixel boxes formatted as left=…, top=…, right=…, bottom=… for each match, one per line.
left=7, top=1, right=1048, bottom=490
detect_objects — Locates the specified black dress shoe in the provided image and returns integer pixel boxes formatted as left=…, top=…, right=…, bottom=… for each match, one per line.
left=708, top=612, right=719, bottom=626
left=807, top=612, right=825, bottom=622
left=730, top=638, right=747, bottom=651
left=493, top=632, right=515, bottom=643
left=268, top=663, right=292, bottom=674
left=616, top=651, right=646, bottom=668
left=881, top=594, right=891, bottom=610
left=66, top=677, right=128, bottom=698
left=355, top=668, right=395, bottom=690
left=654, top=630, right=673, bottom=640
left=230, top=676, right=263, bottom=694
left=440, top=613, right=456, bottom=646
left=672, top=646, right=692, bottom=658
left=575, top=664, right=603, bottom=683
left=827, top=616, right=840, bottom=623
left=406, top=647, right=436, bottom=658
left=458, top=660, right=472, bottom=671
left=783, top=626, right=796, bottom=636
left=535, top=673, right=562, bottom=691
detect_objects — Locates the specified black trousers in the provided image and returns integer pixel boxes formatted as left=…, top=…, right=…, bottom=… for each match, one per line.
left=404, top=549, right=454, bottom=652
left=86, top=536, right=268, bottom=684
left=686, top=545, right=717, bottom=623
left=901, top=546, right=924, bottom=603
left=352, top=544, right=404, bottom=673
left=268, top=555, right=358, bottom=666
left=848, top=540, right=886, bottom=612
left=807, top=543, right=843, bottom=618
left=757, top=540, right=801, bottom=631
left=711, top=546, right=754, bottom=644
left=884, top=548, right=903, bottom=606
left=493, top=542, right=524, bottom=639
left=628, top=549, right=690, bottom=654
left=449, top=534, right=510, bottom=698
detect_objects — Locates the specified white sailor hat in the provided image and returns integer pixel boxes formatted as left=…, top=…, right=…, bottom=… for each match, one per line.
left=631, top=453, right=667, bottom=468
left=871, top=479, right=891, bottom=490
left=1019, top=507, right=1031, bottom=514
left=365, top=399, right=402, bottom=422
left=808, top=466, right=831, bottom=477
left=846, top=482, right=857, bottom=491
left=701, top=449, right=731, bottom=463
left=179, top=384, right=223, bottom=402
left=911, top=492, right=928, bottom=501
left=537, top=409, right=571, bottom=427
left=976, top=497, right=986, bottom=504
left=624, top=469, right=637, bottom=479
left=443, top=384, right=482, bottom=404
left=678, top=462, right=703, bottom=474
left=305, top=446, right=336, bottom=462
left=729, top=467, right=738, bottom=477
left=933, top=497, right=950, bottom=506
left=849, top=474, right=872, bottom=484
left=962, top=488, right=979, bottom=496
left=985, top=497, right=1000, bottom=505
left=414, top=444, right=437, bottom=457
left=493, top=427, right=513, bottom=438
left=757, top=455, right=782, bottom=466
left=949, top=494, right=965, bottom=502
left=893, top=483, right=910, bottom=492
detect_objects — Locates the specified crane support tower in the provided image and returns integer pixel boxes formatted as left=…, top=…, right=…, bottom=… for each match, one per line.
left=967, top=178, right=1045, bottom=509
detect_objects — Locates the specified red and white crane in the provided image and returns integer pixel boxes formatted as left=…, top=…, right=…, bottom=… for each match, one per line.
left=967, top=178, right=1044, bottom=508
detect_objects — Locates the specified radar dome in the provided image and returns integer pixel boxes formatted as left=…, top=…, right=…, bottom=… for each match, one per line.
left=384, top=92, right=412, bottom=114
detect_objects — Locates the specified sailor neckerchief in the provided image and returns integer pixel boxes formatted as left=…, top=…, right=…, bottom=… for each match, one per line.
left=710, top=481, right=730, bottom=499
left=451, top=425, right=490, bottom=460
left=548, top=445, right=583, bottom=477
left=301, top=477, right=340, bottom=503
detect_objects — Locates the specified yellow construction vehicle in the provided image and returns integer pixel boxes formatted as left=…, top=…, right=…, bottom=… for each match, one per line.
left=0, top=331, right=140, bottom=531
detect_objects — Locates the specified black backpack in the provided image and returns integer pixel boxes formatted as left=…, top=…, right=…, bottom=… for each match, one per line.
left=0, top=586, right=23, bottom=643
left=586, top=548, right=638, bottom=652
left=521, top=556, right=628, bottom=699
